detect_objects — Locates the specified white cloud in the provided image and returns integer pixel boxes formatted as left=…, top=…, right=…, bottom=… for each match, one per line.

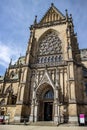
left=0, top=41, right=22, bottom=67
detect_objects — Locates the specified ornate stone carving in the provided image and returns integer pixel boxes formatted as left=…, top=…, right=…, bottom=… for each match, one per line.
left=38, top=69, right=55, bottom=89
left=36, top=31, right=63, bottom=66
left=38, top=31, right=62, bottom=56
left=31, top=60, right=67, bottom=68
left=37, top=55, right=63, bottom=64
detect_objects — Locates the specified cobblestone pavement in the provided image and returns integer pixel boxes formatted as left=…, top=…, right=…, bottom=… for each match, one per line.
left=0, top=125, right=87, bottom=130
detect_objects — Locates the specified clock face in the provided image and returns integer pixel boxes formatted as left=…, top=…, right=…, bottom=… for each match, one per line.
left=38, top=31, right=62, bottom=56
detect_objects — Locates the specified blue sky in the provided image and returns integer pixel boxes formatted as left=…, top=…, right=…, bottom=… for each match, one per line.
left=0, top=0, right=87, bottom=75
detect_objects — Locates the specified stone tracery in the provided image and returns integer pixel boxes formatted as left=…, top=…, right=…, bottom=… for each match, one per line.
left=37, top=30, right=63, bottom=64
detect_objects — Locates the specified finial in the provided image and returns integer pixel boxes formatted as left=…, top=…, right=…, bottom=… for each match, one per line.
left=65, top=9, right=68, bottom=19
left=70, top=14, right=72, bottom=19
left=34, top=15, right=37, bottom=25
left=10, top=58, right=12, bottom=63
left=51, top=3, right=54, bottom=7
left=70, top=14, right=74, bottom=27
left=9, top=58, right=12, bottom=66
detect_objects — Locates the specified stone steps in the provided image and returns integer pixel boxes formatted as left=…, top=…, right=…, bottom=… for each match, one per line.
left=29, top=121, right=56, bottom=126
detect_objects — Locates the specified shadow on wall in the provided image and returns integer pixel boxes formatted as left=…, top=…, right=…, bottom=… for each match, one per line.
left=58, top=86, right=69, bottom=124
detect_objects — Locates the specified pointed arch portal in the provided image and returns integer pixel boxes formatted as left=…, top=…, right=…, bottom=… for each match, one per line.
left=36, top=83, right=54, bottom=121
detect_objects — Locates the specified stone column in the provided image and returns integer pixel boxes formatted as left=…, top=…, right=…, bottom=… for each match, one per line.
left=54, top=68, right=60, bottom=124
left=14, top=84, right=25, bottom=123
left=54, top=88, right=59, bottom=123
left=34, top=100, right=38, bottom=122
left=29, top=99, right=35, bottom=122
left=29, top=82, right=36, bottom=122
left=16, top=84, right=25, bottom=104
left=20, top=85, right=25, bottom=101
left=16, top=86, right=21, bottom=102
left=54, top=99, right=58, bottom=123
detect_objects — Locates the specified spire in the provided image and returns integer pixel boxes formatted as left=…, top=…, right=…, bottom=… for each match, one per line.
left=51, top=3, right=54, bottom=7
left=70, top=13, right=74, bottom=30
left=4, top=68, right=7, bottom=80
left=70, top=14, right=72, bottom=19
left=65, top=9, right=68, bottom=21
left=70, top=14, right=73, bottom=23
left=34, top=15, right=37, bottom=25
left=9, top=58, right=12, bottom=67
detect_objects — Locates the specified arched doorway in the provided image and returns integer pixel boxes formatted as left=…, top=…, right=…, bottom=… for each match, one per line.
left=44, top=90, right=54, bottom=121
left=36, top=83, right=54, bottom=121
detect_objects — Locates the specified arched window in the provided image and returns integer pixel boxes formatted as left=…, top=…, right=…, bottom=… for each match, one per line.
left=44, top=57, right=47, bottom=63
left=44, top=90, right=54, bottom=99
left=11, top=95, right=17, bottom=105
left=10, top=71, right=15, bottom=78
left=48, top=57, right=51, bottom=62
left=7, top=94, right=17, bottom=105
left=38, top=30, right=62, bottom=56
left=55, top=56, right=57, bottom=62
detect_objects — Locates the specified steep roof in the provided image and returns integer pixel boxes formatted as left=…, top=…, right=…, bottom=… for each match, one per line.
left=39, top=3, right=65, bottom=24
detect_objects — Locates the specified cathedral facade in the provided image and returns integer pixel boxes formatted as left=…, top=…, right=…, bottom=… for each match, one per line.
left=0, top=4, right=87, bottom=124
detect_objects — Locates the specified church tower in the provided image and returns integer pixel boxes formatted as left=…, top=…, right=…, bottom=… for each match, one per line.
left=25, top=3, right=83, bottom=123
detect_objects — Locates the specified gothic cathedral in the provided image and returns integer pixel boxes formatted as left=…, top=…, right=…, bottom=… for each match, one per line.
left=0, top=3, right=87, bottom=124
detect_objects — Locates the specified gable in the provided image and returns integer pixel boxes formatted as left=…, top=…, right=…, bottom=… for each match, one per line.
left=37, top=69, right=55, bottom=89
left=39, top=4, right=65, bottom=24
